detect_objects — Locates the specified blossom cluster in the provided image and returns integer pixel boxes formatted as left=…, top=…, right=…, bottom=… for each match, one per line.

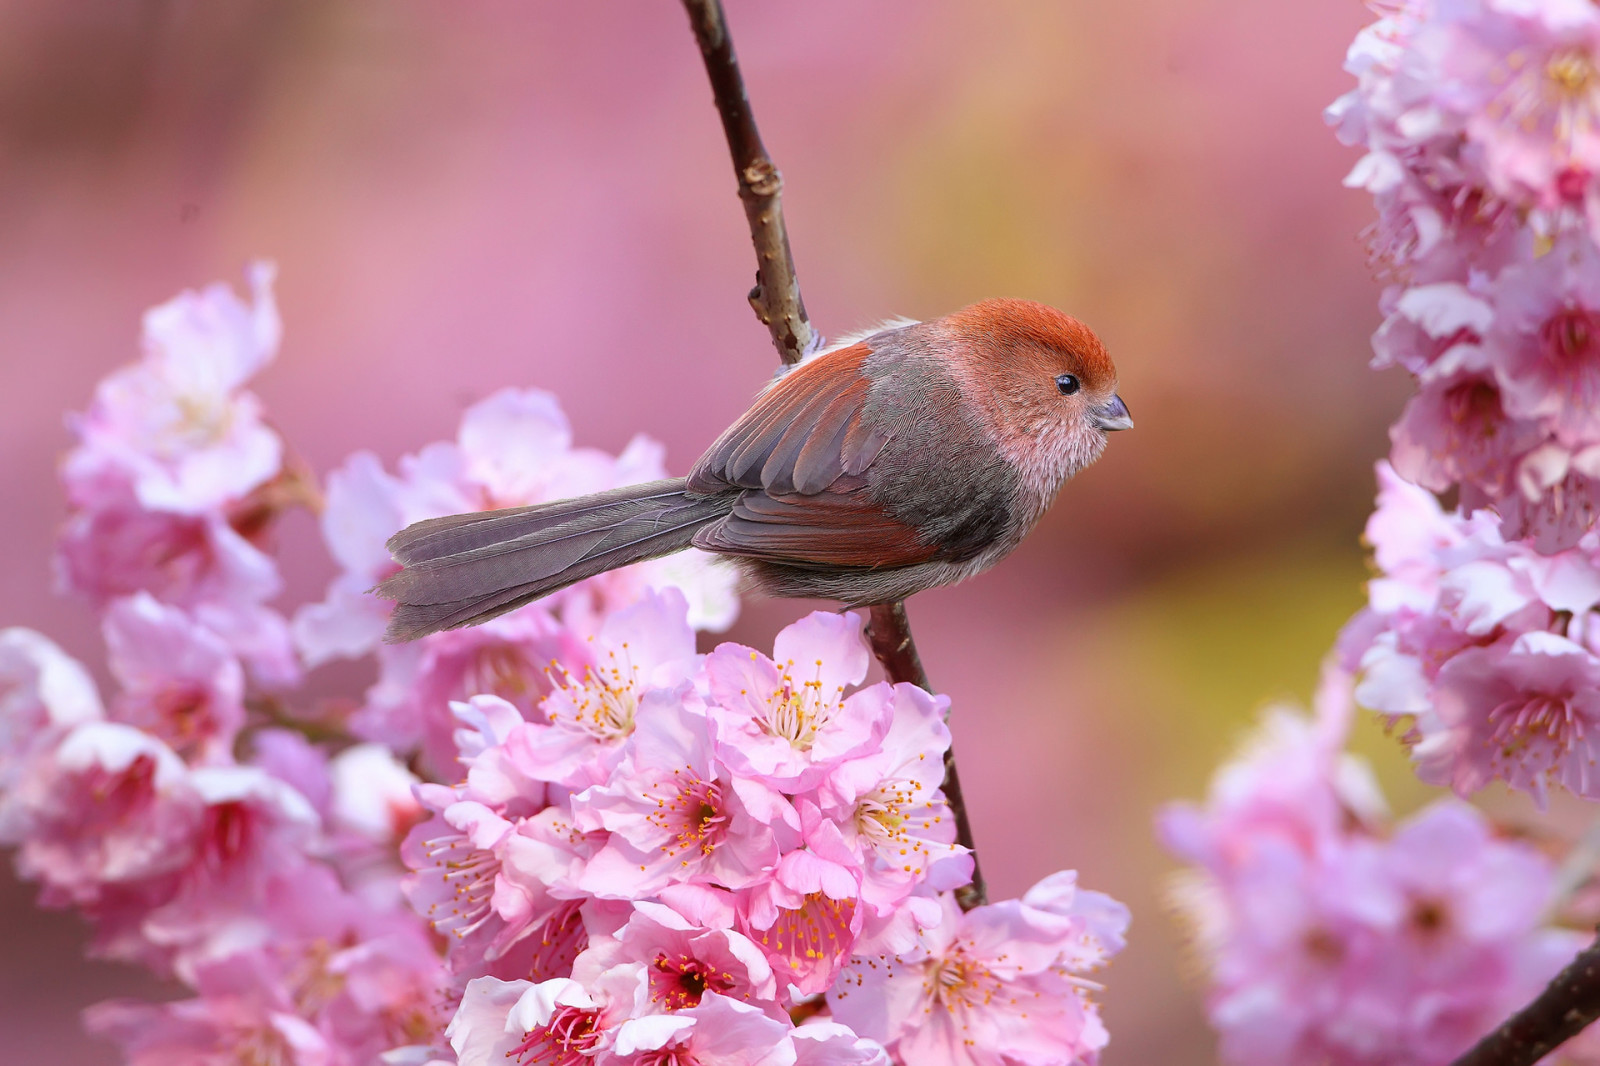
left=0, top=267, right=1127, bottom=1066
left=399, top=602, right=1127, bottom=1066
left=1342, top=462, right=1600, bottom=803
left=1326, top=0, right=1600, bottom=803
left=1330, top=0, right=1600, bottom=553
left=1161, top=671, right=1590, bottom=1066
left=1161, top=5, right=1600, bottom=1061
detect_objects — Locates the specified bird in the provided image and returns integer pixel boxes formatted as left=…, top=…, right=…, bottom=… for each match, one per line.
left=377, top=297, right=1131, bottom=642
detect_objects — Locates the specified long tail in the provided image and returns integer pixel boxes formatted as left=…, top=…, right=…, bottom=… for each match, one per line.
left=377, top=478, right=733, bottom=642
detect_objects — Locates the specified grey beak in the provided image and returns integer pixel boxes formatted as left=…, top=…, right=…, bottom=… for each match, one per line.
left=1092, top=393, right=1133, bottom=432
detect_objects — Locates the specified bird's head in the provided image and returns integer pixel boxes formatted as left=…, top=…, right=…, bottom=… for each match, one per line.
left=941, top=297, right=1131, bottom=485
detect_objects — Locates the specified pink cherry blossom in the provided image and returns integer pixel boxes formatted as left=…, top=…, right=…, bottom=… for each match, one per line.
left=88, top=911, right=447, bottom=1066
left=328, top=742, right=423, bottom=846
left=790, top=1023, right=891, bottom=1066
left=1332, top=0, right=1600, bottom=550
left=3, top=265, right=1130, bottom=1065
left=1501, top=439, right=1600, bottom=552
left=448, top=970, right=642, bottom=1066
left=1162, top=688, right=1587, bottom=1066
left=1422, top=629, right=1600, bottom=801
left=1483, top=236, right=1600, bottom=437
left=1430, top=0, right=1600, bottom=208
left=516, top=587, right=700, bottom=789
left=1020, top=871, right=1131, bottom=974
left=1175, top=797, right=1584, bottom=1066
left=470, top=897, right=594, bottom=986
left=0, top=627, right=102, bottom=843
left=54, top=487, right=300, bottom=684
left=815, top=682, right=970, bottom=912
left=402, top=787, right=531, bottom=966
left=703, top=611, right=889, bottom=793
left=450, top=696, right=552, bottom=815
left=137, top=765, right=323, bottom=977
left=828, top=891, right=1115, bottom=1066
left=571, top=700, right=793, bottom=898
left=1387, top=368, right=1544, bottom=505
left=445, top=976, right=533, bottom=1066
left=573, top=900, right=780, bottom=1014
left=1340, top=462, right=1600, bottom=801
left=401, top=710, right=593, bottom=974
left=1370, top=282, right=1494, bottom=377
left=103, top=593, right=246, bottom=762
left=739, top=821, right=865, bottom=996
left=606, top=992, right=798, bottom=1066
left=87, top=980, right=339, bottom=1066
left=56, top=484, right=279, bottom=604
left=63, top=261, right=284, bottom=516
left=453, top=692, right=533, bottom=765
left=12, top=722, right=198, bottom=910
left=358, top=611, right=566, bottom=778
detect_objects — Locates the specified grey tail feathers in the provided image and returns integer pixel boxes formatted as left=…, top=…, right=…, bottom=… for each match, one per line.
left=376, top=478, right=733, bottom=642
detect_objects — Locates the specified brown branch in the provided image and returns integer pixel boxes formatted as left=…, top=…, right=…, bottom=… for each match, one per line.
left=679, top=2, right=985, bottom=912
left=1451, top=929, right=1600, bottom=1066
left=865, top=602, right=988, bottom=912
left=679, top=0, right=815, bottom=365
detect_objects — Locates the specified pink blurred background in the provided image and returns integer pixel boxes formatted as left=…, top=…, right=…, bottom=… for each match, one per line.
left=0, top=1, right=1420, bottom=1062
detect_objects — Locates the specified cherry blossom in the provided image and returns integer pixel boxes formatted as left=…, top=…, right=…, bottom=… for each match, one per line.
left=1161, top=677, right=1585, bottom=1066
left=63, top=262, right=283, bottom=516
left=703, top=611, right=890, bottom=793
left=0, top=628, right=103, bottom=842
left=828, top=890, right=1120, bottom=1066
left=11, top=722, right=198, bottom=910
left=102, top=593, right=246, bottom=763
left=571, top=700, right=793, bottom=898
left=517, top=587, right=700, bottom=789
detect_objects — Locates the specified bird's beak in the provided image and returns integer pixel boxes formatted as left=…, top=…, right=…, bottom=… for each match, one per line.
left=1092, top=394, right=1133, bottom=432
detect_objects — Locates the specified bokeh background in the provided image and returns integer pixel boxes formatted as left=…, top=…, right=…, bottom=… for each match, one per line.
left=0, top=1, right=1442, bottom=1062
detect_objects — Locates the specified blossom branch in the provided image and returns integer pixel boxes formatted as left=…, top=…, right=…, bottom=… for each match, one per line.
left=1451, top=930, right=1600, bottom=1066
left=679, top=0, right=815, bottom=365
left=679, top=0, right=987, bottom=913
left=866, top=602, right=988, bottom=911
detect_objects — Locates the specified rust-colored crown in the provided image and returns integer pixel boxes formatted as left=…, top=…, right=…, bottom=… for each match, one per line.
left=946, top=297, right=1114, bottom=385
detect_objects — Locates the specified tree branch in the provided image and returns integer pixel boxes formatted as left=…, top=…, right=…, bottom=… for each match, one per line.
left=679, top=1, right=986, bottom=912
left=1451, top=930, right=1600, bottom=1066
left=865, top=602, right=988, bottom=912
left=679, top=0, right=815, bottom=365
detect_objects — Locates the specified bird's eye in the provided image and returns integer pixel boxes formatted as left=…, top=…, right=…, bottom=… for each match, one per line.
left=1055, top=373, right=1080, bottom=396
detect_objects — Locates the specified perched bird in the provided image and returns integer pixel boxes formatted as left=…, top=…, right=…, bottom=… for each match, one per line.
left=378, top=298, right=1131, bottom=642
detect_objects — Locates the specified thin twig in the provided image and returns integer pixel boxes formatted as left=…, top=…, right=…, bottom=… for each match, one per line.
left=1450, top=928, right=1600, bottom=1066
left=865, top=602, right=988, bottom=912
left=679, top=0, right=815, bottom=365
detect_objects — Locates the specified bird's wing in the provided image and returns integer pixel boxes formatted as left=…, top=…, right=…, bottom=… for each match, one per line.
left=688, top=343, right=892, bottom=496
left=687, top=343, right=937, bottom=569
left=691, top=479, right=932, bottom=568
